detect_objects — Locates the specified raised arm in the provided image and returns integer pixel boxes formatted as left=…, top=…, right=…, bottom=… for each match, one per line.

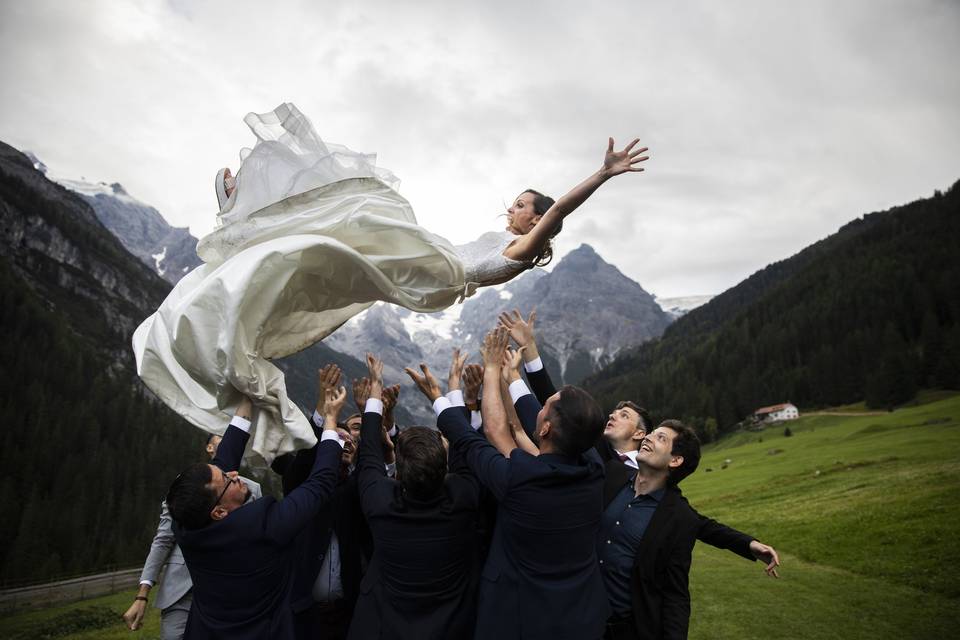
left=210, top=396, right=254, bottom=473
left=480, top=328, right=517, bottom=456
left=264, top=386, right=345, bottom=545
left=406, top=359, right=511, bottom=499
left=503, top=139, right=649, bottom=262
left=499, top=309, right=556, bottom=403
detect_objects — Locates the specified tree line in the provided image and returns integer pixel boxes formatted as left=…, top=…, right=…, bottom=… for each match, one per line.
left=585, top=181, right=960, bottom=440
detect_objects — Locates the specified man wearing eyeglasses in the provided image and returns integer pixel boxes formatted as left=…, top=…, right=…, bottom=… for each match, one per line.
left=123, top=433, right=262, bottom=640
left=166, top=392, right=346, bottom=640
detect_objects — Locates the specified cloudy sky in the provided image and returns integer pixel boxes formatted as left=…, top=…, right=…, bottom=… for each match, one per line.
left=1, top=0, right=958, bottom=297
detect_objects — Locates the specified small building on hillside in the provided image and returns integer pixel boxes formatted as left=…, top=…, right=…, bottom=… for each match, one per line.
left=754, top=402, right=799, bottom=422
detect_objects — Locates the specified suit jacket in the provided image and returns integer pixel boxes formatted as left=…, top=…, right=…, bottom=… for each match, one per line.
left=140, top=477, right=262, bottom=611
left=436, top=406, right=610, bottom=640
left=276, top=442, right=370, bottom=616
left=602, top=463, right=755, bottom=640
left=349, top=410, right=482, bottom=640
left=175, top=424, right=341, bottom=640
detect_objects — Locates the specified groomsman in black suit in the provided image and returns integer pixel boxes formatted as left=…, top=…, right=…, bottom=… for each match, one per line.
left=166, top=393, right=345, bottom=640
left=350, top=353, right=482, bottom=640
left=408, top=329, right=611, bottom=640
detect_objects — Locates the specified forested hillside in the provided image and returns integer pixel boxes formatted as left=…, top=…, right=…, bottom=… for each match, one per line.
left=0, top=142, right=369, bottom=585
left=585, top=181, right=960, bottom=438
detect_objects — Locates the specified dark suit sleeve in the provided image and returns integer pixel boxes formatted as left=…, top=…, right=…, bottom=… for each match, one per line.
left=689, top=502, right=756, bottom=561
left=524, top=365, right=557, bottom=405
left=210, top=425, right=249, bottom=473
left=264, top=438, right=341, bottom=546
left=513, top=393, right=541, bottom=439
left=437, top=406, right=510, bottom=501
left=357, top=410, right=389, bottom=501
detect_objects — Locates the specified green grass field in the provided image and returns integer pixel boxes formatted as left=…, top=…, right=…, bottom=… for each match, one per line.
left=2, top=394, right=958, bottom=639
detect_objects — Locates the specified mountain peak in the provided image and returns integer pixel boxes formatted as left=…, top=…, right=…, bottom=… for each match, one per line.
left=109, top=182, right=129, bottom=196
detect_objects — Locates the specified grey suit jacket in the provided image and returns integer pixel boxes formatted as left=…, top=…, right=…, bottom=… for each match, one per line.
left=139, top=477, right=262, bottom=610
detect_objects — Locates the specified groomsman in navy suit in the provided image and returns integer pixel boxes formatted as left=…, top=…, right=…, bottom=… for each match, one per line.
left=166, top=393, right=345, bottom=640
left=408, top=328, right=610, bottom=639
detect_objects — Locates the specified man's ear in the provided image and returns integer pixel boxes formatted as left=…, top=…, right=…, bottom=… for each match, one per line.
left=210, top=505, right=229, bottom=521
left=538, top=419, right=552, bottom=441
left=668, top=454, right=684, bottom=471
left=630, top=429, right=646, bottom=443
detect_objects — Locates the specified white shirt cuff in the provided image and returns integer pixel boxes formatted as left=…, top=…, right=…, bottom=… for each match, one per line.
left=312, top=410, right=325, bottom=429
left=523, top=357, right=544, bottom=373
left=433, top=396, right=453, bottom=415
left=229, top=415, right=252, bottom=433
left=508, top=379, right=532, bottom=403
left=364, top=398, right=383, bottom=415
left=385, top=461, right=396, bottom=477
left=446, top=389, right=465, bottom=406
left=470, top=410, right=482, bottom=430
left=139, top=580, right=154, bottom=587
left=387, top=424, right=398, bottom=437
left=320, top=430, right=345, bottom=449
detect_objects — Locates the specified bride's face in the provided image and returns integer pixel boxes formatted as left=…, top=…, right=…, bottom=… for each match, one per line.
left=506, top=192, right=542, bottom=235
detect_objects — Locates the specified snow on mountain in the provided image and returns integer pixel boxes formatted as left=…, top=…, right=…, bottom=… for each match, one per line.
left=654, top=294, right=715, bottom=319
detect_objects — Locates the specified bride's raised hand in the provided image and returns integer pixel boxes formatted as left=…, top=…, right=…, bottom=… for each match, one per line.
left=602, top=138, right=649, bottom=178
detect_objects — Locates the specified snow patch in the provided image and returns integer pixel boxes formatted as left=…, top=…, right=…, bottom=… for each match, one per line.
left=152, top=246, right=168, bottom=276
left=399, top=305, right=463, bottom=341
left=499, top=290, right=513, bottom=300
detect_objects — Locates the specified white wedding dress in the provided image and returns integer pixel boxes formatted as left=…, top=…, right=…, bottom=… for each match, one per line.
left=133, top=103, right=532, bottom=464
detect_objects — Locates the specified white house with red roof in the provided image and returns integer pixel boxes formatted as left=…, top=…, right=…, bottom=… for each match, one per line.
left=754, top=402, right=799, bottom=422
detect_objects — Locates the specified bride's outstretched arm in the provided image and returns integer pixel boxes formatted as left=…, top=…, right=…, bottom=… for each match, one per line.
left=504, top=138, right=648, bottom=262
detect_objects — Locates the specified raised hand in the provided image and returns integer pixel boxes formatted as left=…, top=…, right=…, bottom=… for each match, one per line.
left=404, top=363, right=444, bottom=402
left=382, top=383, right=401, bottom=413
left=366, top=353, right=384, bottom=399
left=501, top=346, right=526, bottom=384
left=498, top=308, right=537, bottom=348
left=481, top=327, right=510, bottom=372
left=602, top=137, right=649, bottom=178
left=323, top=385, right=348, bottom=426
left=749, top=540, right=781, bottom=578
left=315, top=364, right=342, bottom=414
left=462, top=364, right=484, bottom=407
left=352, top=377, right=371, bottom=413
left=447, top=348, right=469, bottom=391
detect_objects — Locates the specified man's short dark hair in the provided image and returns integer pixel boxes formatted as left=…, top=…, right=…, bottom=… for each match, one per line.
left=659, top=419, right=701, bottom=485
left=166, top=463, right=216, bottom=530
left=548, top=385, right=605, bottom=457
left=395, top=427, right=447, bottom=501
left=614, top=400, right=652, bottom=432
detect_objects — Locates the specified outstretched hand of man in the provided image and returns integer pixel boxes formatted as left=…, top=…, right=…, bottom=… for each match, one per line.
left=405, top=363, right=444, bottom=403
left=498, top=309, right=539, bottom=363
left=749, top=540, right=781, bottom=578
left=316, top=364, right=342, bottom=416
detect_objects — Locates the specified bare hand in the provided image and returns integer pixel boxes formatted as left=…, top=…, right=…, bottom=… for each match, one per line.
left=603, top=138, right=649, bottom=177
left=366, top=353, right=384, bottom=398
left=749, top=540, right=781, bottom=578
left=382, top=383, right=401, bottom=413
left=404, top=363, right=444, bottom=402
left=323, top=386, right=348, bottom=425
left=352, top=377, right=371, bottom=412
left=501, top=346, right=526, bottom=384
left=122, top=599, right=147, bottom=630
left=315, top=364, right=342, bottom=413
left=235, top=395, right=253, bottom=421
left=498, top=309, right=537, bottom=348
left=381, top=422, right=396, bottom=463
left=462, top=364, right=484, bottom=405
left=448, top=348, right=469, bottom=391
left=481, top=327, right=510, bottom=371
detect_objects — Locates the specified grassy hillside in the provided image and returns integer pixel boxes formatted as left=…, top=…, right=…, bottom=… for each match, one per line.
left=2, top=396, right=958, bottom=639
left=684, top=393, right=960, bottom=639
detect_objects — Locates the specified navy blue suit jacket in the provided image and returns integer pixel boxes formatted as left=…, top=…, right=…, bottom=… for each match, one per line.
left=349, top=410, right=482, bottom=640
left=436, top=406, right=610, bottom=640
left=175, top=425, right=341, bottom=640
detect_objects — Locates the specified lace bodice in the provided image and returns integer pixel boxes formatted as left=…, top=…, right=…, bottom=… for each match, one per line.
left=454, top=231, right=533, bottom=287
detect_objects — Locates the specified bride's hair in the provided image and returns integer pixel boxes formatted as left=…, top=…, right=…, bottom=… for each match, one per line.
left=523, top=188, right=560, bottom=267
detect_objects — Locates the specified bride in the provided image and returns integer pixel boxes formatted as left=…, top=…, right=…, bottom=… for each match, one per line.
left=133, top=103, right=648, bottom=462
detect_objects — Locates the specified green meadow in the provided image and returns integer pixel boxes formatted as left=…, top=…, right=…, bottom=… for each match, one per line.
left=2, top=394, right=958, bottom=639
left=684, top=392, right=960, bottom=640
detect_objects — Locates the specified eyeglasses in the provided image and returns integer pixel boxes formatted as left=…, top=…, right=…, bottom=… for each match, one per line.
left=213, top=472, right=237, bottom=507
